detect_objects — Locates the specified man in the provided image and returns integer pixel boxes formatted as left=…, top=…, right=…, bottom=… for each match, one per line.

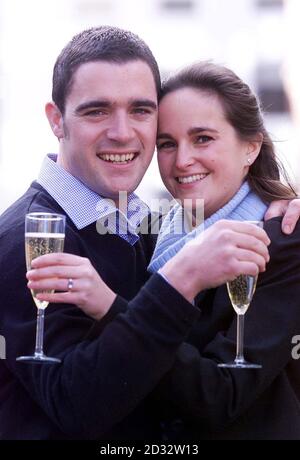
left=0, top=26, right=298, bottom=440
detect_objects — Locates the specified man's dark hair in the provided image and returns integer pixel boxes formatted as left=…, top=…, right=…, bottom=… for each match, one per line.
left=52, top=25, right=161, bottom=114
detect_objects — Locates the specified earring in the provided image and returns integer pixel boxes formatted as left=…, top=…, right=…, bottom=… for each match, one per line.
left=247, top=158, right=251, bottom=165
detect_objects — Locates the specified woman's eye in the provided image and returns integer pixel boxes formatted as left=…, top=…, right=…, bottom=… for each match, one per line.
left=196, top=135, right=213, bottom=144
left=156, top=141, right=175, bottom=150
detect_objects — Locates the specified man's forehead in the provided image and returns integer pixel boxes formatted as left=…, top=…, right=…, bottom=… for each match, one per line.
left=73, top=59, right=155, bottom=84
left=69, top=60, right=158, bottom=104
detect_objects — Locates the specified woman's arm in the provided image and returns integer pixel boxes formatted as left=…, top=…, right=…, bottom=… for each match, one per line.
left=155, top=218, right=300, bottom=431
left=27, top=220, right=270, bottom=310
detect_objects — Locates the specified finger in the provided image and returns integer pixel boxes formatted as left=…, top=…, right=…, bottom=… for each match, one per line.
left=30, top=253, right=88, bottom=268
left=230, top=233, right=270, bottom=261
left=234, top=249, right=267, bottom=272
left=26, top=265, right=86, bottom=281
left=219, top=220, right=271, bottom=245
left=264, top=200, right=287, bottom=221
left=35, top=292, right=83, bottom=305
left=240, top=224, right=270, bottom=245
left=28, top=277, right=82, bottom=292
left=280, top=199, right=300, bottom=234
left=227, top=261, right=260, bottom=279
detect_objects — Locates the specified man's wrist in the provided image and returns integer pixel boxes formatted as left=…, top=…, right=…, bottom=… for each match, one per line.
left=157, top=269, right=171, bottom=286
left=159, top=255, right=201, bottom=303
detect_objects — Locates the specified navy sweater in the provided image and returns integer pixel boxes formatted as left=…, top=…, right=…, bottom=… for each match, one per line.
left=0, top=182, right=199, bottom=440
left=156, top=218, right=300, bottom=440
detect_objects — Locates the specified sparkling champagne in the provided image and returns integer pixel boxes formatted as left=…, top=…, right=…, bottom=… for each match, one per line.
left=227, top=274, right=258, bottom=315
left=25, top=232, right=65, bottom=309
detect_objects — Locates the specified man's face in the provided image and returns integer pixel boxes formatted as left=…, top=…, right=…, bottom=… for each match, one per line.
left=50, top=60, right=158, bottom=203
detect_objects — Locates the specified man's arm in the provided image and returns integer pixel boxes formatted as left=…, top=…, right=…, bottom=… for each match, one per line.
left=1, top=221, right=200, bottom=440
left=265, top=197, right=300, bottom=234
left=28, top=220, right=270, bottom=313
left=16, top=220, right=269, bottom=438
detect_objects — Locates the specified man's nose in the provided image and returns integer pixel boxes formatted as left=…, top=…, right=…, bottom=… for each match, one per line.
left=175, top=144, right=195, bottom=170
left=106, top=112, right=134, bottom=144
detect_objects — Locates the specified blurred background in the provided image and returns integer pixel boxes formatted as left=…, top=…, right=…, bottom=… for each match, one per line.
left=0, top=0, right=299, bottom=212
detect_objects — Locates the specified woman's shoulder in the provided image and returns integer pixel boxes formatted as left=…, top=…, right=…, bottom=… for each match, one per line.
left=264, top=216, right=300, bottom=241
left=263, top=216, right=300, bottom=264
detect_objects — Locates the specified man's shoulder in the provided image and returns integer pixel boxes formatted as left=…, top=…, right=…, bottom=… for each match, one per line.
left=0, top=182, right=62, bottom=239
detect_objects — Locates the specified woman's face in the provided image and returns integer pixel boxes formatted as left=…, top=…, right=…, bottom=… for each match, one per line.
left=157, top=87, right=260, bottom=217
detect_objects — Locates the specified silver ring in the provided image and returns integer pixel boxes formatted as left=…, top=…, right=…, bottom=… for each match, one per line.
left=67, top=278, right=74, bottom=291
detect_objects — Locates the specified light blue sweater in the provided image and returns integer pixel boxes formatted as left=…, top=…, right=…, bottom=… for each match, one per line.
left=148, top=181, right=267, bottom=273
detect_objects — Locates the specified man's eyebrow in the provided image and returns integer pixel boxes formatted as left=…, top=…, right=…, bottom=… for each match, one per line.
left=75, top=99, right=157, bottom=114
left=131, top=99, right=157, bottom=110
left=75, top=100, right=111, bottom=114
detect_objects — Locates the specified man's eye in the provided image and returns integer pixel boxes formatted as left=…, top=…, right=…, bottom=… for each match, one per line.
left=132, top=108, right=152, bottom=115
left=85, top=109, right=106, bottom=116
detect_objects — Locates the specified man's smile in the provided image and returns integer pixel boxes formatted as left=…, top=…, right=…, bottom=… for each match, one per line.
left=97, top=152, right=139, bottom=165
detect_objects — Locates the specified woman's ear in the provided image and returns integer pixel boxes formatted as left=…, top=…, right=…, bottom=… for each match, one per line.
left=45, top=102, right=64, bottom=140
left=246, top=133, right=263, bottom=166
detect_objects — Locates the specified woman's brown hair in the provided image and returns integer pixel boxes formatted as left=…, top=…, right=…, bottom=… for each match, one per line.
left=160, top=61, right=297, bottom=202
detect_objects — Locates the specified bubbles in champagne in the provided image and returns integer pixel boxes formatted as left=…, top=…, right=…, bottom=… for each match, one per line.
left=227, top=274, right=257, bottom=315
left=25, top=233, right=65, bottom=309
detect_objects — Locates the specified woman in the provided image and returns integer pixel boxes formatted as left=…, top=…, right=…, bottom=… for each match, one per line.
left=147, top=61, right=300, bottom=440
left=28, top=62, right=300, bottom=439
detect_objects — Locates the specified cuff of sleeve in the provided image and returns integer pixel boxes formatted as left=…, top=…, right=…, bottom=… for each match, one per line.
left=142, top=273, right=200, bottom=330
left=84, top=295, right=128, bottom=340
left=158, top=270, right=195, bottom=306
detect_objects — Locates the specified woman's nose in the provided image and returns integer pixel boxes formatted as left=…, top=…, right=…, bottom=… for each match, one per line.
left=174, top=144, right=195, bottom=170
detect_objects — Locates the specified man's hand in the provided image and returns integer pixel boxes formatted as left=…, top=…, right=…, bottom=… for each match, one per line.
left=265, top=198, right=300, bottom=235
left=160, top=220, right=270, bottom=303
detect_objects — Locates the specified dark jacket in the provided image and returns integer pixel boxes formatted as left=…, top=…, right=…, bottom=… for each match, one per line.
left=157, top=217, right=300, bottom=440
left=0, top=182, right=199, bottom=440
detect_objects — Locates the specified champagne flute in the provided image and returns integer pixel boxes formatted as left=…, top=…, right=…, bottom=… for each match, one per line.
left=16, top=212, right=65, bottom=364
left=218, top=221, right=263, bottom=369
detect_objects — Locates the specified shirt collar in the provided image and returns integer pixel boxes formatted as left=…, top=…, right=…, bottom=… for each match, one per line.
left=37, top=154, right=150, bottom=244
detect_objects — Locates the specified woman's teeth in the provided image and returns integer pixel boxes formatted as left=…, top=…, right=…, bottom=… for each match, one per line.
left=99, top=153, right=136, bottom=163
left=177, top=174, right=208, bottom=184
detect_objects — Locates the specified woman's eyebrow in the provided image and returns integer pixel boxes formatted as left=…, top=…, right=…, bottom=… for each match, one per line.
left=187, top=126, right=218, bottom=135
left=156, top=133, right=173, bottom=140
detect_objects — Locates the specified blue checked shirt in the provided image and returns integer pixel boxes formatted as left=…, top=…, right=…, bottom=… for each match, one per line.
left=37, top=154, right=150, bottom=245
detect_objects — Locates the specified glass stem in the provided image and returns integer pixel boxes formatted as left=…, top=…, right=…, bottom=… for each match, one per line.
left=34, top=308, right=45, bottom=357
left=235, top=313, right=245, bottom=363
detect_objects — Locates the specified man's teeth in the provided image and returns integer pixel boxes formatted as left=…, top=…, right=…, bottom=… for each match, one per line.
left=99, top=153, right=136, bottom=163
left=178, top=174, right=208, bottom=184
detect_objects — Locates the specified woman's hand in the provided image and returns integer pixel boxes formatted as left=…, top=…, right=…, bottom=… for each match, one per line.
left=160, top=220, right=270, bottom=303
left=26, top=253, right=117, bottom=321
left=265, top=197, right=300, bottom=234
